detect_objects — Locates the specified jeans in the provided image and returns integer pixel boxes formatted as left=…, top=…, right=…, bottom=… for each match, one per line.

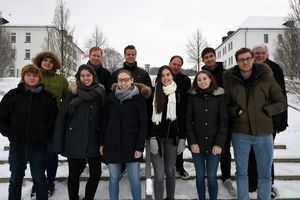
left=67, top=157, right=101, bottom=200
left=8, top=144, right=48, bottom=200
left=151, top=138, right=177, bottom=200
left=108, top=162, right=141, bottom=200
left=232, top=133, right=273, bottom=200
left=192, top=152, right=220, bottom=200
left=46, top=152, right=58, bottom=183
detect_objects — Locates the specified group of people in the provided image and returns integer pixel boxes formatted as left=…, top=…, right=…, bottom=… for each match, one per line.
left=0, top=43, right=287, bottom=200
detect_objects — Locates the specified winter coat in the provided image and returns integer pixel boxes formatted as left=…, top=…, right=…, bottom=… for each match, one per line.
left=223, top=63, right=287, bottom=135
left=265, top=59, right=288, bottom=132
left=202, top=62, right=225, bottom=87
left=87, top=61, right=112, bottom=94
left=100, top=83, right=150, bottom=163
left=52, top=83, right=105, bottom=159
left=185, top=88, right=228, bottom=153
left=0, top=82, right=58, bottom=147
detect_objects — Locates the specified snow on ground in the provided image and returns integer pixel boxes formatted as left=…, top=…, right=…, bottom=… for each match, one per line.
left=0, top=78, right=300, bottom=199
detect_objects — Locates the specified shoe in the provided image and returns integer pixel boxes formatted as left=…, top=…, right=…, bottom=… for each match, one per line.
left=223, top=179, right=236, bottom=197
left=271, top=186, right=277, bottom=199
left=48, top=182, right=55, bottom=196
left=176, top=167, right=190, bottom=180
left=249, top=184, right=257, bottom=193
left=30, top=184, right=36, bottom=198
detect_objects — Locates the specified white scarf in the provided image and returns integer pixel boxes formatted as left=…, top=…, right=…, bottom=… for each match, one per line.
left=152, top=81, right=177, bottom=125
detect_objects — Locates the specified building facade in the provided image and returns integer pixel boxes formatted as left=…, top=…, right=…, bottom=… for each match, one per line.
left=3, top=25, right=84, bottom=77
left=215, top=16, right=288, bottom=68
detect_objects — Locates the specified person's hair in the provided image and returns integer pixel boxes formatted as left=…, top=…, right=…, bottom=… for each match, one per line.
left=154, top=65, right=174, bottom=113
left=89, top=47, right=103, bottom=56
left=117, top=69, right=133, bottom=79
left=201, top=47, right=216, bottom=59
left=124, top=45, right=137, bottom=54
left=21, top=64, right=42, bottom=82
left=75, top=64, right=98, bottom=84
left=169, top=55, right=184, bottom=66
left=235, top=48, right=254, bottom=61
left=252, top=43, right=269, bottom=55
left=189, top=70, right=218, bottom=93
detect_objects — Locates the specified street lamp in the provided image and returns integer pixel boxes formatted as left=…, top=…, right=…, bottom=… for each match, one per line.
left=0, top=17, right=9, bottom=25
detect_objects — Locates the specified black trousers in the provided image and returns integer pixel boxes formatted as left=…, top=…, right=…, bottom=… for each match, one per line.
left=248, top=132, right=276, bottom=189
left=220, top=132, right=232, bottom=182
left=67, top=157, right=102, bottom=200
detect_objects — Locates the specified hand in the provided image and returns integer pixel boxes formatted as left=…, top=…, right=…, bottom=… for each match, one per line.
left=99, top=146, right=103, bottom=156
left=212, top=145, right=222, bottom=155
left=177, top=139, right=186, bottom=155
left=150, top=137, right=159, bottom=155
left=190, top=144, right=200, bottom=153
left=134, top=151, right=143, bottom=159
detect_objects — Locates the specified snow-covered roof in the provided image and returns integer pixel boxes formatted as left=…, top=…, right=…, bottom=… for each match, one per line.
left=239, top=16, right=286, bottom=29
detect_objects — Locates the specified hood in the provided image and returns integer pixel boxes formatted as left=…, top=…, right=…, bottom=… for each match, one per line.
left=111, top=82, right=152, bottom=99
left=32, top=51, right=61, bottom=70
left=190, top=87, right=225, bottom=96
left=69, top=82, right=105, bottom=95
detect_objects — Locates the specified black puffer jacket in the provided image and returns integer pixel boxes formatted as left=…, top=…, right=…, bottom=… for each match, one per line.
left=185, top=88, right=228, bottom=153
left=52, top=84, right=105, bottom=158
left=0, top=83, right=58, bottom=147
left=87, top=61, right=112, bottom=94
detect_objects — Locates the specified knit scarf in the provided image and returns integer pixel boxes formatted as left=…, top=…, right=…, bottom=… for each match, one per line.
left=152, top=81, right=177, bottom=125
left=115, top=85, right=139, bottom=103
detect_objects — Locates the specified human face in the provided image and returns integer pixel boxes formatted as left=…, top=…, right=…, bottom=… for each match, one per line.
left=253, top=47, right=268, bottom=63
left=237, top=52, right=254, bottom=73
left=89, top=50, right=102, bottom=65
left=161, top=69, right=173, bottom=86
left=196, top=73, right=211, bottom=90
left=169, top=57, right=183, bottom=75
left=80, top=69, right=94, bottom=86
left=117, top=72, right=133, bottom=91
left=24, top=72, right=40, bottom=87
left=124, top=49, right=136, bottom=65
left=41, top=58, right=54, bottom=70
left=202, top=52, right=216, bottom=67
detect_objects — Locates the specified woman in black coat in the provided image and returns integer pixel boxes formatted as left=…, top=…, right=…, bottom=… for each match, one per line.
left=185, top=70, right=228, bottom=200
left=100, top=69, right=150, bottom=200
left=52, top=64, right=105, bottom=200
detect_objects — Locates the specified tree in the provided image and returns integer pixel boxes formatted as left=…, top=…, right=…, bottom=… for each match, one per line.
left=275, top=0, right=300, bottom=98
left=0, top=12, right=15, bottom=78
left=186, top=29, right=208, bottom=71
left=84, top=26, right=107, bottom=57
left=46, top=0, right=78, bottom=76
left=102, top=47, right=123, bottom=72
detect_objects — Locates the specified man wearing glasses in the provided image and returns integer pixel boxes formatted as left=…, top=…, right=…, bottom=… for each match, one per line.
left=223, top=48, right=287, bottom=200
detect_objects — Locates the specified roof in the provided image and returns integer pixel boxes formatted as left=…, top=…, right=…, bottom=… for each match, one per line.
left=239, top=16, right=286, bottom=29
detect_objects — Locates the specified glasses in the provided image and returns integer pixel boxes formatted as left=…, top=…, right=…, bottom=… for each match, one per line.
left=237, top=57, right=253, bottom=63
left=117, top=78, right=131, bottom=83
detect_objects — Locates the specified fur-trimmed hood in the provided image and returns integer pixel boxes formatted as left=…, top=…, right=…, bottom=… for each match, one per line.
left=111, top=82, right=152, bottom=99
left=32, top=51, right=61, bottom=70
left=189, top=87, right=225, bottom=96
left=223, top=63, right=273, bottom=85
left=69, top=82, right=105, bottom=95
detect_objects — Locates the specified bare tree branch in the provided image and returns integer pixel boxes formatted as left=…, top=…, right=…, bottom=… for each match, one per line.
left=102, top=47, right=123, bottom=72
left=84, top=26, right=107, bottom=57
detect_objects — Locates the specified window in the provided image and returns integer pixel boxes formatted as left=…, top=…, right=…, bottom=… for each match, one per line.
left=11, top=32, right=16, bottom=43
left=228, top=41, right=233, bottom=51
left=25, top=49, right=30, bottom=60
left=9, top=66, right=15, bottom=77
left=25, top=33, right=31, bottom=43
left=264, top=34, right=269, bottom=43
left=218, top=51, right=221, bottom=59
left=224, top=60, right=227, bottom=68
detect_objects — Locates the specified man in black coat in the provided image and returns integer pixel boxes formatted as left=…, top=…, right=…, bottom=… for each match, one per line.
left=168, top=55, right=191, bottom=180
left=201, top=47, right=236, bottom=197
left=249, top=43, right=288, bottom=198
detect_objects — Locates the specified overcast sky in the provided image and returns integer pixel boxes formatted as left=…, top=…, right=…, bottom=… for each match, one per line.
left=1, top=0, right=290, bottom=68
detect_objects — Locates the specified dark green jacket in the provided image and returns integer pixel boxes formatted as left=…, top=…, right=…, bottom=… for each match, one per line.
left=40, top=69, right=69, bottom=108
left=223, top=63, right=287, bottom=135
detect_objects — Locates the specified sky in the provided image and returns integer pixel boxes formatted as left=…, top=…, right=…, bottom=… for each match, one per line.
left=0, top=0, right=291, bottom=68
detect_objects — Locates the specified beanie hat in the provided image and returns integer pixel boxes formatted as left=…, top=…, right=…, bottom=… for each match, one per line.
left=21, top=64, right=42, bottom=82
left=32, top=51, right=61, bottom=70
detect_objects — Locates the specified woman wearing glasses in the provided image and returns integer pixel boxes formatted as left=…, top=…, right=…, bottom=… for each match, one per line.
left=100, top=69, right=151, bottom=200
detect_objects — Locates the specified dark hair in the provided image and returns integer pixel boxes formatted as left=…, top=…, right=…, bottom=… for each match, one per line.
left=235, top=48, right=253, bottom=61
left=75, top=64, right=98, bottom=84
left=201, top=47, right=216, bottom=59
left=117, top=69, right=133, bottom=79
left=169, top=55, right=184, bottom=66
left=189, top=70, right=218, bottom=93
left=154, top=65, right=174, bottom=113
left=124, top=45, right=136, bottom=54
left=89, top=47, right=103, bottom=56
